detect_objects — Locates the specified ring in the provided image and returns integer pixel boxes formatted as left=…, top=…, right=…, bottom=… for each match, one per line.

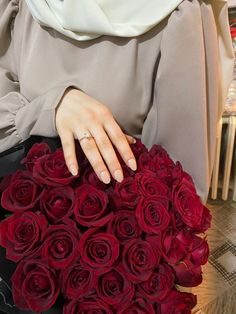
left=78, top=131, right=94, bottom=142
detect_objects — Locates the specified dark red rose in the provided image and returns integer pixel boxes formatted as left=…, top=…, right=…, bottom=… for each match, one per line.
left=40, top=186, right=76, bottom=223
left=193, top=205, right=212, bottom=233
left=111, top=177, right=139, bottom=210
left=0, top=211, right=47, bottom=262
left=33, top=149, right=78, bottom=186
left=118, top=298, right=155, bottom=314
left=135, top=197, right=170, bottom=234
left=61, top=261, right=95, bottom=299
left=135, top=170, right=169, bottom=198
left=12, top=259, right=59, bottom=312
left=1, top=170, right=42, bottom=212
left=97, top=268, right=134, bottom=306
left=188, top=235, right=209, bottom=266
left=74, top=184, right=112, bottom=227
left=82, top=167, right=107, bottom=190
left=149, top=145, right=175, bottom=168
left=158, top=290, right=197, bottom=314
left=138, top=263, right=174, bottom=301
left=41, top=220, right=80, bottom=269
left=107, top=210, right=141, bottom=243
left=79, top=228, right=119, bottom=271
left=21, top=143, right=51, bottom=171
left=162, top=229, right=187, bottom=264
left=171, top=260, right=202, bottom=287
left=137, top=152, right=156, bottom=172
left=122, top=239, right=160, bottom=283
left=63, top=298, right=113, bottom=314
left=130, top=139, right=148, bottom=159
left=173, top=175, right=204, bottom=228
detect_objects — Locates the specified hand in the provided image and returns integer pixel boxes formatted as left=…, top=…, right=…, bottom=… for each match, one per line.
left=55, top=88, right=137, bottom=184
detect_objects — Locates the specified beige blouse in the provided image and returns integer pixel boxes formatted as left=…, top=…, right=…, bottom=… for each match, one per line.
left=0, top=0, right=233, bottom=201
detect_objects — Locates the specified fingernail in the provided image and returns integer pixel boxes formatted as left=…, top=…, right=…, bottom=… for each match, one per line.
left=132, top=138, right=136, bottom=143
left=128, top=158, right=137, bottom=171
left=69, top=165, right=78, bottom=176
left=100, top=171, right=111, bottom=184
left=114, top=169, right=124, bottom=183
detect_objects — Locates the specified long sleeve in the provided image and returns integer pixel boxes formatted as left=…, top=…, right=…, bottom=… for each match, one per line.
left=141, top=0, right=233, bottom=202
left=0, top=0, right=79, bottom=154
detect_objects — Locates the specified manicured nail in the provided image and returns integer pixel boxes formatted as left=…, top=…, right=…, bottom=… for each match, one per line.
left=69, top=165, right=78, bottom=176
left=100, top=171, right=111, bottom=184
left=128, top=158, right=137, bottom=171
left=114, top=169, right=124, bottom=183
left=132, top=137, right=136, bottom=143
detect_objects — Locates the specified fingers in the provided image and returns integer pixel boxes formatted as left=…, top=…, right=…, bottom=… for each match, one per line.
left=104, top=120, right=137, bottom=171
left=58, top=129, right=79, bottom=176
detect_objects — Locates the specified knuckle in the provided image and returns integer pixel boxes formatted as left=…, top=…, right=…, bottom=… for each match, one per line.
left=97, top=138, right=111, bottom=150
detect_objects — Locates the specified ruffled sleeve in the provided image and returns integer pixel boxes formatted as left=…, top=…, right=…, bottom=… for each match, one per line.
left=0, top=0, right=80, bottom=154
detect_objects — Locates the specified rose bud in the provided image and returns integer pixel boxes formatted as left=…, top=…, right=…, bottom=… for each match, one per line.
left=97, top=268, right=134, bottom=306
left=41, top=221, right=80, bottom=269
left=171, top=259, right=203, bottom=287
left=135, top=170, right=169, bottom=198
left=0, top=211, right=47, bottom=262
left=107, top=210, right=141, bottom=243
left=74, top=184, right=112, bottom=227
left=12, top=259, right=59, bottom=312
left=61, top=261, right=95, bottom=299
left=33, top=149, right=78, bottom=186
left=40, top=186, right=76, bottom=223
left=159, top=290, right=197, bottom=313
left=138, top=263, right=174, bottom=302
left=189, top=235, right=209, bottom=266
left=1, top=170, right=43, bottom=212
left=63, top=298, right=113, bottom=314
left=149, top=145, right=175, bottom=168
left=79, top=228, right=119, bottom=272
left=135, top=196, right=170, bottom=234
left=162, top=229, right=187, bottom=264
left=122, top=239, right=160, bottom=283
left=118, top=297, right=155, bottom=314
left=21, top=142, right=51, bottom=172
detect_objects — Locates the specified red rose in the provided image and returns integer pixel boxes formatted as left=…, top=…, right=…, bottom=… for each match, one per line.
left=137, top=152, right=156, bottom=172
left=193, top=205, right=212, bottom=233
left=173, top=175, right=203, bottom=228
left=79, top=228, right=119, bottom=271
left=138, top=263, right=174, bottom=301
left=130, top=139, right=148, bottom=159
left=111, top=177, right=139, bottom=210
left=41, top=221, right=80, bottom=269
left=82, top=167, right=107, bottom=190
left=162, top=229, right=187, bottom=264
left=97, top=268, right=134, bottom=306
left=135, top=170, right=169, bottom=198
left=159, top=290, right=197, bottom=314
left=171, top=259, right=202, bottom=287
left=118, top=298, right=155, bottom=314
left=122, top=239, right=160, bottom=283
left=21, top=143, right=51, bottom=172
left=107, top=210, right=141, bottom=243
left=189, top=235, right=209, bottom=266
left=149, top=145, right=175, bottom=168
left=61, top=261, right=95, bottom=299
left=33, top=149, right=78, bottom=186
left=12, top=259, right=59, bottom=312
left=1, top=170, right=42, bottom=212
left=74, top=184, right=112, bottom=227
left=0, top=211, right=47, bottom=262
left=135, top=197, right=170, bottom=234
left=40, top=186, right=76, bottom=223
left=63, top=298, right=113, bottom=314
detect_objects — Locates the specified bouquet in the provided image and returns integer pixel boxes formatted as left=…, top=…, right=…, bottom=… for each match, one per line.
left=0, top=139, right=211, bottom=313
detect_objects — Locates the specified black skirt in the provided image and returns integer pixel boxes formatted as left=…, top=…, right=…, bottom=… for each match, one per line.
left=0, top=136, right=62, bottom=314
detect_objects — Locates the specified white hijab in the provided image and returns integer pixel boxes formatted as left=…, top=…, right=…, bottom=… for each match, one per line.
left=25, top=0, right=184, bottom=41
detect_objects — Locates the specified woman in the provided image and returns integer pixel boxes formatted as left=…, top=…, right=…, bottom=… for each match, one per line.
left=0, top=0, right=233, bottom=312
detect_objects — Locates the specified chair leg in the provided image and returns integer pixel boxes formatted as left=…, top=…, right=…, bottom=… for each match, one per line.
left=222, top=116, right=236, bottom=200
left=211, top=118, right=223, bottom=199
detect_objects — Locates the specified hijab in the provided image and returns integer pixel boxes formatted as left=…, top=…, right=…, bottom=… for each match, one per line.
left=25, top=0, right=184, bottom=41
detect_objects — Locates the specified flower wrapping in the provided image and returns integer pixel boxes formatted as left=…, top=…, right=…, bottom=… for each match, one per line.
left=0, top=139, right=211, bottom=313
